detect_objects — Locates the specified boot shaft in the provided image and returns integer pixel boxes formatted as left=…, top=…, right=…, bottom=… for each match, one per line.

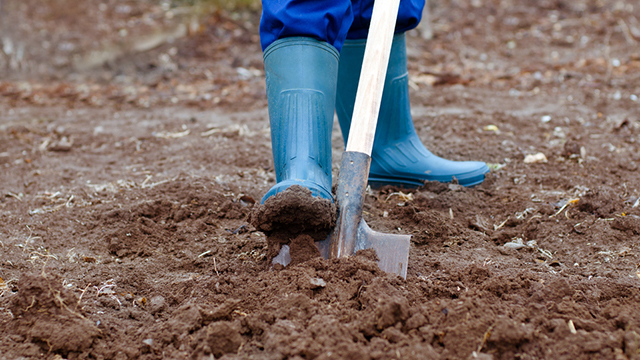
left=262, top=37, right=339, bottom=201
left=336, top=33, right=415, bottom=148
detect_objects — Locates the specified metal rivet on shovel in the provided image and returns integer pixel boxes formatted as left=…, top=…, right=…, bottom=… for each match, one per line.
left=316, top=0, right=411, bottom=278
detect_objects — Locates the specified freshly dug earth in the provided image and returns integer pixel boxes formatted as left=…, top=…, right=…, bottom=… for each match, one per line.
left=1, top=1, right=640, bottom=359
left=8, top=273, right=101, bottom=356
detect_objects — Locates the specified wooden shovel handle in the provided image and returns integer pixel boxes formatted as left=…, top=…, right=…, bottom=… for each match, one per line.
left=345, top=0, right=401, bottom=155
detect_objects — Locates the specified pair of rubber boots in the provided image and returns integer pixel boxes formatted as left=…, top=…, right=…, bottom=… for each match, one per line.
left=261, top=34, right=489, bottom=204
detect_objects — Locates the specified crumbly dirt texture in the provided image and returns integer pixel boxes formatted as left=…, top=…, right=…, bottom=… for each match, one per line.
left=1, top=1, right=640, bottom=359
left=249, top=186, right=336, bottom=261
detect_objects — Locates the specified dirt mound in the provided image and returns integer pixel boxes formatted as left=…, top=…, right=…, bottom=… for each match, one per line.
left=577, top=187, right=624, bottom=217
left=100, top=179, right=252, bottom=258
left=9, top=273, right=100, bottom=358
left=611, top=216, right=640, bottom=235
left=129, top=300, right=243, bottom=358
left=396, top=207, right=465, bottom=246
left=226, top=254, right=435, bottom=359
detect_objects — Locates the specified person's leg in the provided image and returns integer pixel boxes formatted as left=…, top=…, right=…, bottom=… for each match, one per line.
left=346, top=0, right=424, bottom=40
left=336, top=0, right=489, bottom=188
left=260, top=0, right=352, bottom=52
left=258, top=1, right=352, bottom=203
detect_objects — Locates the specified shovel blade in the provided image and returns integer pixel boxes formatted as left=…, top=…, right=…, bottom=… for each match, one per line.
left=354, top=219, right=410, bottom=278
left=316, top=219, right=411, bottom=279
left=315, top=151, right=411, bottom=279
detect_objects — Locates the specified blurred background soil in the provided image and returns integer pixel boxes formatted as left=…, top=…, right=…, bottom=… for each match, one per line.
left=1, top=0, right=640, bottom=359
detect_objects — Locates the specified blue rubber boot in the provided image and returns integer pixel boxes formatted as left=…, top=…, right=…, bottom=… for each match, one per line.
left=336, top=33, right=489, bottom=188
left=261, top=37, right=339, bottom=203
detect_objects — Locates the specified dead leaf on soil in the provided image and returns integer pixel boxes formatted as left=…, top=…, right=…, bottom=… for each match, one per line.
left=410, top=74, right=438, bottom=86
left=503, top=238, right=553, bottom=259
left=153, top=129, right=190, bottom=139
left=524, top=152, right=548, bottom=163
left=503, top=241, right=527, bottom=250
left=385, top=191, right=414, bottom=203
left=493, top=217, right=510, bottom=230
left=134, top=297, right=147, bottom=308
left=48, top=137, right=73, bottom=151
left=483, top=124, right=500, bottom=134
left=5, top=192, right=23, bottom=201
left=550, top=198, right=579, bottom=218
left=87, top=179, right=140, bottom=192
left=198, top=250, right=212, bottom=258
left=141, top=175, right=175, bottom=189
left=200, top=124, right=250, bottom=138
left=515, top=207, right=536, bottom=219
left=488, top=163, right=506, bottom=171
left=95, top=279, right=117, bottom=297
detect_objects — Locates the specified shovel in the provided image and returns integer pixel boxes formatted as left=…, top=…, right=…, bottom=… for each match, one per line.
left=316, top=0, right=411, bottom=278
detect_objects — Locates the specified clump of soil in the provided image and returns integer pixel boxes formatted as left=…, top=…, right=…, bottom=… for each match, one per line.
left=146, top=300, right=243, bottom=359
left=399, top=207, right=464, bottom=245
left=9, top=273, right=101, bottom=358
left=250, top=185, right=337, bottom=261
left=289, top=234, right=322, bottom=266
left=611, top=216, right=640, bottom=235
left=577, top=187, right=622, bottom=217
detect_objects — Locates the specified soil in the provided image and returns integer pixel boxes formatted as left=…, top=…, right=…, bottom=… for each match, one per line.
left=1, top=0, right=640, bottom=359
left=249, top=186, right=337, bottom=263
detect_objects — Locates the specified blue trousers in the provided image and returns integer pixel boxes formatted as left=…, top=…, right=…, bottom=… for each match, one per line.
left=260, top=0, right=424, bottom=52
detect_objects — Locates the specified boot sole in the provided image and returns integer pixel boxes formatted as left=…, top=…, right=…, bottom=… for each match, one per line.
left=368, top=173, right=487, bottom=189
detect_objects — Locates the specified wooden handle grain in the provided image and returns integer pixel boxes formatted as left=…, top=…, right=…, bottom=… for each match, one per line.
left=345, top=0, right=401, bottom=155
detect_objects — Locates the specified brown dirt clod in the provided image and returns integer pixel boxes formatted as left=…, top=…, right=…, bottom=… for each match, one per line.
left=249, top=185, right=337, bottom=262
left=9, top=273, right=100, bottom=357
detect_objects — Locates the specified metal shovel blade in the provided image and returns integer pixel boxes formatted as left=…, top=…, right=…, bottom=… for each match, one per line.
left=353, top=218, right=410, bottom=278
left=315, top=151, right=411, bottom=278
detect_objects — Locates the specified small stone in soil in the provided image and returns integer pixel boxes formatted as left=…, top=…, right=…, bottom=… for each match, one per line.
left=310, top=277, right=326, bottom=288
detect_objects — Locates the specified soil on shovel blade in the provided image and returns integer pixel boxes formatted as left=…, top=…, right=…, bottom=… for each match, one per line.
left=1, top=1, right=640, bottom=359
